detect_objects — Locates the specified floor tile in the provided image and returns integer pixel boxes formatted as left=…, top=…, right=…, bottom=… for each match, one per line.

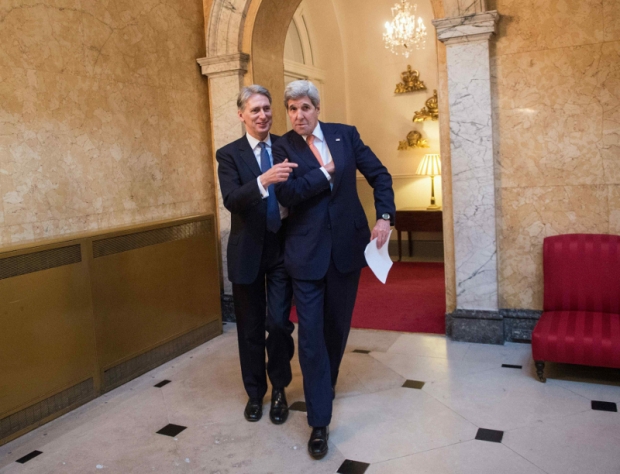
left=337, top=459, right=370, bottom=474
left=387, top=333, right=471, bottom=360
left=345, top=329, right=401, bottom=353
left=504, top=410, right=620, bottom=474
left=371, top=351, right=498, bottom=384
left=176, top=411, right=344, bottom=473
left=15, top=451, right=42, bottom=464
left=591, top=401, right=618, bottom=412
left=156, top=424, right=187, bottom=437
left=423, top=367, right=589, bottom=431
left=552, top=373, right=620, bottom=405
left=461, top=342, right=532, bottom=366
left=475, top=428, right=504, bottom=443
left=330, top=388, right=477, bottom=464
left=290, top=401, right=307, bottom=412
left=0, top=389, right=186, bottom=473
left=366, top=439, right=546, bottom=474
left=402, top=380, right=425, bottom=389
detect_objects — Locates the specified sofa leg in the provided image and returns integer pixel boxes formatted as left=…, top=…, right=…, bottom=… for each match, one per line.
left=535, top=361, right=546, bottom=383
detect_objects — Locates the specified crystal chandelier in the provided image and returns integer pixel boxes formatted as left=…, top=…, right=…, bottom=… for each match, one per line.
left=383, top=0, right=427, bottom=58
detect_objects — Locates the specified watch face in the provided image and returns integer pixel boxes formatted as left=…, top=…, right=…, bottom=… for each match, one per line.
left=382, top=213, right=390, bottom=220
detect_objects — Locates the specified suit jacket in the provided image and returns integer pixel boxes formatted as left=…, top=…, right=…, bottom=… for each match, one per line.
left=273, top=122, right=395, bottom=280
left=216, top=134, right=281, bottom=285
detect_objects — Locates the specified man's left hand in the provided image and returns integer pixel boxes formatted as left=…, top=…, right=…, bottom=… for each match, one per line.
left=371, top=219, right=391, bottom=249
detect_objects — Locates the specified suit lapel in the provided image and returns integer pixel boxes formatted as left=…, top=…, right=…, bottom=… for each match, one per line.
left=238, top=137, right=261, bottom=178
left=322, top=122, right=344, bottom=195
left=288, top=132, right=322, bottom=170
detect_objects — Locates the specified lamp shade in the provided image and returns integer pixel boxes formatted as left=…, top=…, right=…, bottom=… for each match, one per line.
left=416, top=153, right=441, bottom=176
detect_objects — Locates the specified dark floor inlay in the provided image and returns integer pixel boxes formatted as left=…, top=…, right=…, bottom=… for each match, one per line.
left=154, top=380, right=171, bottom=388
left=16, top=451, right=43, bottom=464
left=352, top=349, right=370, bottom=354
left=592, top=400, right=618, bottom=412
left=156, top=424, right=187, bottom=437
left=402, top=379, right=425, bottom=389
left=337, top=459, right=370, bottom=474
left=289, top=401, right=307, bottom=412
left=501, top=364, right=523, bottom=369
left=475, top=428, right=504, bottom=443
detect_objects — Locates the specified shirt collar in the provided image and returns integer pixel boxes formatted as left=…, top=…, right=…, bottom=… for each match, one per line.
left=302, top=123, right=324, bottom=143
left=246, top=132, right=271, bottom=150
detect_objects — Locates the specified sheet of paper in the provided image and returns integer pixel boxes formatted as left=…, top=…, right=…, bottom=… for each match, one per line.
left=364, top=230, right=394, bottom=284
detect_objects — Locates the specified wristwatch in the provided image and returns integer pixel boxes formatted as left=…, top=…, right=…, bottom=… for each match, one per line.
left=381, top=213, right=391, bottom=221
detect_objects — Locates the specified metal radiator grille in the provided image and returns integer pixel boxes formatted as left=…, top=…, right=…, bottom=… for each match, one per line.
left=0, top=379, right=94, bottom=441
left=102, top=320, right=219, bottom=392
left=92, top=220, right=212, bottom=258
left=0, top=245, right=82, bottom=280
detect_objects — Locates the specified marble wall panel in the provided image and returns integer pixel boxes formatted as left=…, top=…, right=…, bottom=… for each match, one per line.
left=499, top=184, right=610, bottom=309
left=494, top=0, right=605, bottom=56
left=604, top=0, right=620, bottom=42
left=158, top=87, right=213, bottom=205
left=496, top=43, right=609, bottom=189
left=0, top=1, right=86, bottom=76
left=0, top=0, right=215, bottom=247
left=610, top=185, right=620, bottom=235
left=600, top=41, right=620, bottom=185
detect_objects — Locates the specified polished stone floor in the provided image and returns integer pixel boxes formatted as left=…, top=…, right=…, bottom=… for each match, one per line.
left=1, top=323, right=619, bottom=473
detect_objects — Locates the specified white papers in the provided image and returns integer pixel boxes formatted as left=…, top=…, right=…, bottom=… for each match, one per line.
left=364, top=230, right=393, bottom=284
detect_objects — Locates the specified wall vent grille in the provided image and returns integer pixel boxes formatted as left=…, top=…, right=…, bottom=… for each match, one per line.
left=0, top=245, right=82, bottom=280
left=102, top=321, right=219, bottom=392
left=93, top=220, right=212, bottom=258
left=0, top=378, right=94, bottom=441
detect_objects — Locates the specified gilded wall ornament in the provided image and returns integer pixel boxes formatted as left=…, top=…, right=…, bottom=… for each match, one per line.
left=413, top=89, right=438, bottom=122
left=394, top=65, right=426, bottom=94
left=398, top=129, right=429, bottom=149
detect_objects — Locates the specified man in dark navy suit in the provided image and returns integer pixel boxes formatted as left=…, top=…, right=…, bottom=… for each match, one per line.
left=216, top=85, right=298, bottom=426
left=273, top=80, right=395, bottom=459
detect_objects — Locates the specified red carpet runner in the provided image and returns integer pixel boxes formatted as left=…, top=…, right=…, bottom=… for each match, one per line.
left=290, top=262, right=446, bottom=334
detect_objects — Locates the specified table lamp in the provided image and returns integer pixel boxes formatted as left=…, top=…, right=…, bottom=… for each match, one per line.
left=416, top=153, right=441, bottom=209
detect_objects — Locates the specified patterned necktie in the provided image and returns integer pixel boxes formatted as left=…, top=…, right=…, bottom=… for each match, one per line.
left=306, top=135, right=324, bottom=166
left=259, top=142, right=281, bottom=233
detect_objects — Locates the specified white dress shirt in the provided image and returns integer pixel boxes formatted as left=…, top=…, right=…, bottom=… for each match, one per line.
left=246, top=133, right=288, bottom=219
left=302, top=123, right=333, bottom=185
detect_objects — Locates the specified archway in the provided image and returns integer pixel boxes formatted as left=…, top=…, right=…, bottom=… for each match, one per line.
left=199, top=0, right=504, bottom=342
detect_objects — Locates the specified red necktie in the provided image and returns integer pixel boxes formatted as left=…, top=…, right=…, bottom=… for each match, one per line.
left=306, top=135, right=324, bottom=166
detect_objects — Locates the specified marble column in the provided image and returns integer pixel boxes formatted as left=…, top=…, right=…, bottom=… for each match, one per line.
left=433, top=12, right=502, bottom=343
left=197, top=53, right=249, bottom=313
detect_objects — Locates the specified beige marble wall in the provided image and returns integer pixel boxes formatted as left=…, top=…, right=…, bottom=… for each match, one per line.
left=0, top=0, right=214, bottom=247
left=493, top=0, right=620, bottom=309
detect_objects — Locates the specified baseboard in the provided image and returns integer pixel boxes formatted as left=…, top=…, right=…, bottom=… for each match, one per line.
left=446, top=308, right=542, bottom=344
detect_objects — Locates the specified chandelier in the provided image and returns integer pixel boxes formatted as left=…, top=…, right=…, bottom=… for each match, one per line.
left=383, top=0, right=427, bottom=58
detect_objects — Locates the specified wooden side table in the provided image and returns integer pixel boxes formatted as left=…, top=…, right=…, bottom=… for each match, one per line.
left=395, top=208, right=443, bottom=261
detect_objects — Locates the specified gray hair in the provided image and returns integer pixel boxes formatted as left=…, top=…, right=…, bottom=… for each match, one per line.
left=237, top=85, right=272, bottom=111
left=284, top=80, right=320, bottom=109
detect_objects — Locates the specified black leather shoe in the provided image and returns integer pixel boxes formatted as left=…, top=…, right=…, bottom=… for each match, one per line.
left=244, top=398, right=263, bottom=422
left=269, top=388, right=289, bottom=425
left=308, top=426, right=329, bottom=459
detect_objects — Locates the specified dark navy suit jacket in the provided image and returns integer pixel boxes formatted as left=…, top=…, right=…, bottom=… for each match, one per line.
left=216, top=134, right=281, bottom=285
left=273, top=122, right=394, bottom=280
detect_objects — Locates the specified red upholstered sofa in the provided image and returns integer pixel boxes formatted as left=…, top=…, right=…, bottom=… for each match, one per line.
left=532, top=234, right=620, bottom=382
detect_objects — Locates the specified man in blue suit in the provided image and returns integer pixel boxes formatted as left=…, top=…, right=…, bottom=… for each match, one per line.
left=217, top=85, right=298, bottom=426
left=273, top=80, right=395, bottom=459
